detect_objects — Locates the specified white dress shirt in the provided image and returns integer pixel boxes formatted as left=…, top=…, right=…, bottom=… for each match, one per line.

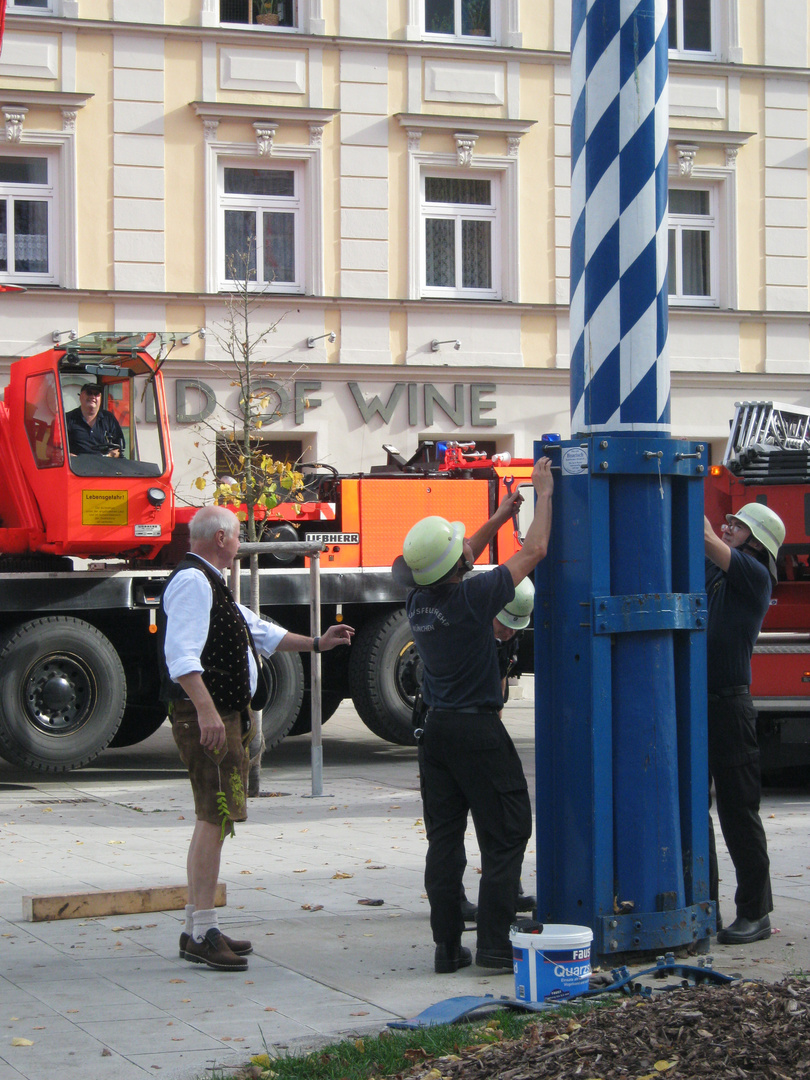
left=163, top=556, right=287, bottom=693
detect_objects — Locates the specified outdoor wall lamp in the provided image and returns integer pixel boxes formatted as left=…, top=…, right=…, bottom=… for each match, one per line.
left=180, top=328, right=206, bottom=345
left=431, top=338, right=461, bottom=352
left=307, top=331, right=336, bottom=348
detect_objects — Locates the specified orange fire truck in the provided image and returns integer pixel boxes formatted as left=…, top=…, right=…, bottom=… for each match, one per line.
left=0, top=333, right=530, bottom=772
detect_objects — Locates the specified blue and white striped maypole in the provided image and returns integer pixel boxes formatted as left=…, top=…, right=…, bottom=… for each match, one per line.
left=531, top=0, right=713, bottom=959
left=570, top=0, right=669, bottom=436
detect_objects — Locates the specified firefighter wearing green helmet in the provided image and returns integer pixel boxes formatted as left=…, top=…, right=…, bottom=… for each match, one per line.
left=393, top=456, right=553, bottom=974
left=704, top=500, right=785, bottom=946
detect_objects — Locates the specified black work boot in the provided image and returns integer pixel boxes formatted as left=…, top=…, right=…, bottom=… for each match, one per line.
left=434, top=941, right=473, bottom=973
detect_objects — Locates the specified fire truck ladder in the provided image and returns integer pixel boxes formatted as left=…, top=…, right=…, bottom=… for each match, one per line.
left=724, top=401, right=810, bottom=484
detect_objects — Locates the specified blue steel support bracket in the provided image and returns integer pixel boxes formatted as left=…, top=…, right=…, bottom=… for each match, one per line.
left=593, top=592, right=708, bottom=634
left=588, top=438, right=708, bottom=477
left=599, top=902, right=716, bottom=954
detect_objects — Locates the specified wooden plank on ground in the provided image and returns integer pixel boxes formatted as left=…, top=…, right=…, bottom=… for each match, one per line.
left=22, top=883, right=226, bottom=922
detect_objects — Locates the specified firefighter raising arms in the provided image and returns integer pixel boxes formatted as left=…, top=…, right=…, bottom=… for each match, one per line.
left=393, top=456, right=553, bottom=974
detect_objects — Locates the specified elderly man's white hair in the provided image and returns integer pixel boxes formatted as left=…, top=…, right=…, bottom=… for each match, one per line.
left=189, top=505, right=240, bottom=543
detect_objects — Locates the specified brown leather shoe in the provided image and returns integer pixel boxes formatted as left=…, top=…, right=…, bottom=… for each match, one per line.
left=183, top=928, right=248, bottom=970
left=179, top=930, right=253, bottom=959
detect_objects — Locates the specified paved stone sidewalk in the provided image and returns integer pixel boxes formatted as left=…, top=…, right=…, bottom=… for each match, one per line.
left=0, top=696, right=808, bottom=1080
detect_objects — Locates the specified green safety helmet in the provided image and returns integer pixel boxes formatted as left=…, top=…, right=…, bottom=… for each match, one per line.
left=397, top=515, right=466, bottom=586
left=496, top=577, right=535, bottom=631
left=726, top=502, right=785, bottom=578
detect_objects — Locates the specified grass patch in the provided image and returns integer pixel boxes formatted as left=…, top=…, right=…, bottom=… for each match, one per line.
left=213, top=1000, right=610, bottom=1080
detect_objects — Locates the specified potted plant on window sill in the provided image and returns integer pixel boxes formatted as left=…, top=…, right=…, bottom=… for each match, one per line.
left=256, top=0, right=280, bottom=25
left=464, top=0, right=490, bottom=36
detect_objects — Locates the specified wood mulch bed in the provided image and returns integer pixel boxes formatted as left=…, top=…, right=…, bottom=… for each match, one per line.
left=411, top=977, right=810, bottom=1080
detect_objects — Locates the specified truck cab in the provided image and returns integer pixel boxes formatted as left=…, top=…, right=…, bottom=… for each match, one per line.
left=0, top=332, right=176, bottom=561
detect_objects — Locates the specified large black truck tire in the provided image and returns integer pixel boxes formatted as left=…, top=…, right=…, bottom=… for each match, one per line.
left=0, top=617, right=126, bottom=772
left=261, top=651, right=305, bottom=750
left=349, top=608, right=419, bottom=746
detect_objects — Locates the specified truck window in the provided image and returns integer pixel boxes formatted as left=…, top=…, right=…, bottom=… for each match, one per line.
left=62, top=373, right=165, bottom=478
left=24, top=372, right=64, bottom=469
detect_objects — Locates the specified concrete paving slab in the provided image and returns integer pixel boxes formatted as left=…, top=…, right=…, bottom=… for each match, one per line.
left=0, top=695, right=808, bottom=1080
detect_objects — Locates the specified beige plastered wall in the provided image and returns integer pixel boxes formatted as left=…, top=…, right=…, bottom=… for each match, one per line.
left=75, top=30, right=114, bottom=293
left=520, top=62, right=555, bottom=305
left=738, top=0, right=764, bottom=65
left=737, top=77, right=766, bottom=315
left=165, top=37, right=203, bottom=293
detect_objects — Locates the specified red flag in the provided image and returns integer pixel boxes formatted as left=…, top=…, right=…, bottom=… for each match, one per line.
left=0, top=1, right=6, bottom=56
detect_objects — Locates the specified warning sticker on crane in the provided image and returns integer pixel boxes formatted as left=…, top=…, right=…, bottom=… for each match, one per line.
left=82, top=490, right=127, bottom=526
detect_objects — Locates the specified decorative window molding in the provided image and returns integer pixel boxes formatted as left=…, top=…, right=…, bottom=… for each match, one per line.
left=192, top=102, right=336, bottom=132
left=0, top=92, right=89, bottom=289
left=397, top=113, right=533, bottom=144
left=667, top=133, right=750, bottom=310
left=195, top=105, right=336, bottom=296
left=399, top=114, right=532, bottom=303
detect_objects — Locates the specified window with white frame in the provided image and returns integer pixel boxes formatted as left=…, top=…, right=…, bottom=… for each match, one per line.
left=668, top=186, right=717, bottom=306
left=7, top=0, right=52, bottom=10
left=220, top=0, right=297, bottom=28
left=668, top=0, right=715, bottom=57
left=219, top=160, right=303, bottom=293
left=0, top=152, right=57, bottom=285
left=422, top=174, right=500, bottom=299
left=424, top=0, right=496, bottom=42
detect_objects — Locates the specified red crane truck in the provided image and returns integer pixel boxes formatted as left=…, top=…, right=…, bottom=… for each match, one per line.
left=0, top=333, right=530, bottom=772
left=704, top=399, right=810, bottom=778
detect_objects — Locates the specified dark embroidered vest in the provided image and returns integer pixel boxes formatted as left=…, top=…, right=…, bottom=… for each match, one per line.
left=158, top=553, right=254, bottom=711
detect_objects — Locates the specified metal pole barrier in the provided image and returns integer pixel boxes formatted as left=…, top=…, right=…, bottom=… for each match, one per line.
left=309, top=551, right=323, bottom=797
left=235, top=540, right=325, bottom=795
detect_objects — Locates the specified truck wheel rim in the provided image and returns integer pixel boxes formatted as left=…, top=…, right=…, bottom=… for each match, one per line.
left=23, top=654, right=96, bottom=735
left=395, top=640, right=422, bottom=708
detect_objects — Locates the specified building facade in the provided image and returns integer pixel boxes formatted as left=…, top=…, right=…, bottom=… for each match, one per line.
left=0, top=0, right=808, bottom=501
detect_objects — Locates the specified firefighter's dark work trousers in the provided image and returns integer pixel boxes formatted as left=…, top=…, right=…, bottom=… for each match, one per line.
left=708, top=692, right=773, bottom=922
left=417, top=710, right=533, bottom=955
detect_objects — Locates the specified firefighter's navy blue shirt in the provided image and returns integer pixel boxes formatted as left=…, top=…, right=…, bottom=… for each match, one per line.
left=406, top=563, right=514, bottom=712
left=65, top=407, right=125, bottom=455
left=705, top=547, right=772, bottom=693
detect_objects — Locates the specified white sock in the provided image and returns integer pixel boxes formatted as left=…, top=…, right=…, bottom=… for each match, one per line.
left=184, top=904, right=195, bottom=936
left=191, top=908, right=218, bottom=943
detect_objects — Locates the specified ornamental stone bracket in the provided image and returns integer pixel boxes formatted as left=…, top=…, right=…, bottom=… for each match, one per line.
left=203, top=118, right=220, bottom=142
left=507, top=134, right=523, bottom=158
left=454, top=132, right=479, bottom=167
left=724, top=145, right=739, bottom=169
left=3, top=108, right=28, bottom=143
left=676, top=143, right=699, bottom=176
left=253, top=122, right=278, bottom=156
left=308, top=122, right=325, bottom=147
left=406, top=128, right=423, bottom=153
